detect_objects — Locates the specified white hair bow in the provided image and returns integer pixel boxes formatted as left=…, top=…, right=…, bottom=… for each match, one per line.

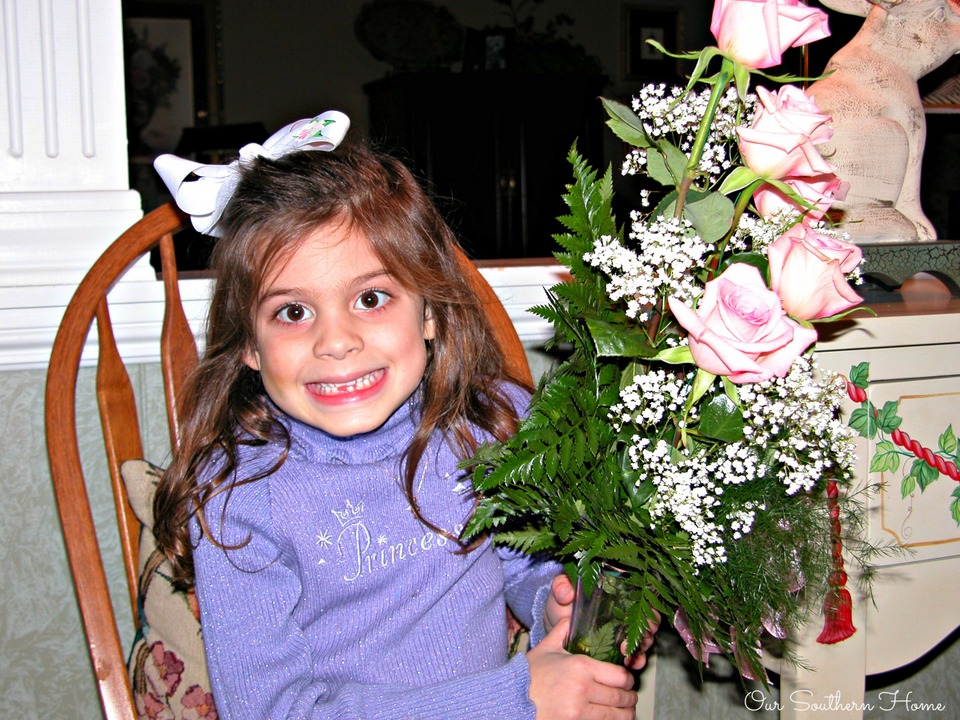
left=153, top=110, right=351, bottom=237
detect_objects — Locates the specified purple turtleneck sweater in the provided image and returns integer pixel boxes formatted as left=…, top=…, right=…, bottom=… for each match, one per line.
left=191, top=385, right=561, bottom=719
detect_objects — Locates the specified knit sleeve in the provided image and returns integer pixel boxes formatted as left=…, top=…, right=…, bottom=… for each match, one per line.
left=193, top=473, right=539, bottom=720
left=486, top=381, right=565, bottom=646
left=496, top=545, right=563, bottom=646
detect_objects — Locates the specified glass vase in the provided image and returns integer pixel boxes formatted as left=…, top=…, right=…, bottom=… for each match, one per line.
left=564, top=565, right=631, bottom=664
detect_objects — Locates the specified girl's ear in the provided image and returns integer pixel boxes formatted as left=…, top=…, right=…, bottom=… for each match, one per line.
left=423, top=304, right=436, bottom=341
left=243, top=345, right=262, bottom=371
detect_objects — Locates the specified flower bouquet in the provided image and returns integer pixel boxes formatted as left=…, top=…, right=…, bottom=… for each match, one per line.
left=464, top=0, right=888, bottom=681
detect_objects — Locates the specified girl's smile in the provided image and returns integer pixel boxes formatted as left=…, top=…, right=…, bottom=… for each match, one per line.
left=307, top=368, right=386, bottom=402
left=243, top=221, right=434, bottom=437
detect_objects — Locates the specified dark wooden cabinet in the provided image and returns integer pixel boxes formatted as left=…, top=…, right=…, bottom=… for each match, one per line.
left=365, top=72, right=607, bottom=259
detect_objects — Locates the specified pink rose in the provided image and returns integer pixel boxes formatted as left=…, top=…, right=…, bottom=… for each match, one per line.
left=767, top=223, right=864, bottom=320
left=737, top=86, right=835, bottom=180
left=668, top=263, right=817, bottom=384
left=711, top=0, right=830, bottom=69
left=753, top=173, right=849, bottom=220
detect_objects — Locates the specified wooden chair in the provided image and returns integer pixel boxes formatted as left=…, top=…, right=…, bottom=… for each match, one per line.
left=44, top=201, right=532, bottom=720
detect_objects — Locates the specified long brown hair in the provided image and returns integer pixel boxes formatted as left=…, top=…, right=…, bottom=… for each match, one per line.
left=153, top=144, right=529, bottom=588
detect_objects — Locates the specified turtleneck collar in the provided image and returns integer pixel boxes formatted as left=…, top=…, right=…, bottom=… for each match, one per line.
left=282, top=391, right=421, bottom=465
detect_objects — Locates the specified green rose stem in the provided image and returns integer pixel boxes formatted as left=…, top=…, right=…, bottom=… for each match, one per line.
left=649, top=299, right=668, bottom=348
left=674, top=58, right=735, bottom=221
left=661, top=55, right=739, bottom=414
left=673, top=56, right=759, bottom=282
left=710, top=178, right=763, bottom=278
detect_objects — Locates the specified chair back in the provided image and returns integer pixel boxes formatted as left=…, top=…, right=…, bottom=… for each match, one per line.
left=44, top=201, right=531, bottom=720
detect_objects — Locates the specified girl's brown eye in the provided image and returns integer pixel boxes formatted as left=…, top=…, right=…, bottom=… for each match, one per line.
left=356, top=290, right=388, bottom=310
left=277, top=303, right=312, bottom=323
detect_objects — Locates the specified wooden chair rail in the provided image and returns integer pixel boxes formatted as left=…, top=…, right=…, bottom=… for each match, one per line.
left=46, top=203, right=192, bottom=720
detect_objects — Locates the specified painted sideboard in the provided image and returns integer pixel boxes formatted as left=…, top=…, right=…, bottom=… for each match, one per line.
left=772, top=295, right=960, bottom=719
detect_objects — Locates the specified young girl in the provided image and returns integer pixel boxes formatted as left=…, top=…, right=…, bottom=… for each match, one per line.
left=153, top=112, right=651, bottom=720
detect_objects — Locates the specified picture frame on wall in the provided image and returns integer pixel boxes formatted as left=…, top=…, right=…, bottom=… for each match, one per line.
left=122, top=0, right=223, bottom=210
left=622, top=5, right=682, bottom=82
left=463, top=27, right=516, bottom=72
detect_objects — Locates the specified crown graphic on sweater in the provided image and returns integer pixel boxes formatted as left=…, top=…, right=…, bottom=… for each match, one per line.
left=332, top=499, right=364, bottom=526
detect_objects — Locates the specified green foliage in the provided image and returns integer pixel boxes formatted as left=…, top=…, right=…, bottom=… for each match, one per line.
left=683, top=191, right=736, bottom=243
left=698, top=394, right=745, bottom=442
left=465, top=148, right=697, bottom=656
left=601, top=97, right=651, bottom=148
left=588, top=318, right=657, bottom=358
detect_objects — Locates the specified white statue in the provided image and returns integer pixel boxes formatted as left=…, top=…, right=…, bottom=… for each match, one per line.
left=808, top=0, right=960, bottom=243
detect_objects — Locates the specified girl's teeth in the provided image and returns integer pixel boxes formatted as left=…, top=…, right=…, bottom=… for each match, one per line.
left=316, top=370, right=381, bottom=395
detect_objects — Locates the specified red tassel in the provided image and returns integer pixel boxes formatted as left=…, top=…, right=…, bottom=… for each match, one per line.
left=817, top=479, right=857, bottom=644
left=816, top=586, right=856, bottom=644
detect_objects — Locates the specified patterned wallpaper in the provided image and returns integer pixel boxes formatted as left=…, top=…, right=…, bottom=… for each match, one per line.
left=2, top=360, right=958, bottom=719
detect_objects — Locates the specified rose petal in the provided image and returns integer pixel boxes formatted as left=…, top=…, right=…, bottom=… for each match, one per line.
left=729, top=320, right=816, bottom=383
left=753, top=174, right=848, bottom=220
left=669, top=297, right=766, bottom=377
left=738, top=85, right=836, bottom=180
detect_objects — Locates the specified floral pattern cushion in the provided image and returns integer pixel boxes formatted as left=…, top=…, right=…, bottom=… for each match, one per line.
left=121, top=459, right=217, bottom=720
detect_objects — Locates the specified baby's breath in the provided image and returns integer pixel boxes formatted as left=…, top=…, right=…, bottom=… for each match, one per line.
left=617, top=354, right=856, bottom=567
left=584, top=216, right=711, bottom=320
left=611, top=369, right=690, bottom=429
left=737, top=356, right=856, bottom=496
left=731, top=210, right=796, bottom=254
left=627, top=84, right=754, bottom=186
left=633, top=439, right=765, bottom=568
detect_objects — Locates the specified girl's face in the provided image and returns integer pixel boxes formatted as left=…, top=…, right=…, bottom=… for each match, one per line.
left=243, top=221, right=435, bottom=437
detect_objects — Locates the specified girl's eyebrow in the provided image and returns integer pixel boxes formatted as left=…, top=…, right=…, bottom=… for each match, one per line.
left=258, top=269, right=394, bottom=304
left=350, top=269, right=392, bottom=286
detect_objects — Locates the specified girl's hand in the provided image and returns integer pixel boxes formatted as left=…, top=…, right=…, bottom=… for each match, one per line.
left=622, top=610, right=660, bottom=671
left=527, top=618, right=638, bottom=720
left=542, top=573, right=576, bottom=636
left=543, top=572, right=660, bottom=670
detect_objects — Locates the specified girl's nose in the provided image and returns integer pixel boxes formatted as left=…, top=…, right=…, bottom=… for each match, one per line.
left=313, top=315, right=363, bottom=360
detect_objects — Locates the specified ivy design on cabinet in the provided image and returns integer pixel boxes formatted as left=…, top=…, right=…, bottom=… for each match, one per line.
left=847, top=362, right=960, bottom=525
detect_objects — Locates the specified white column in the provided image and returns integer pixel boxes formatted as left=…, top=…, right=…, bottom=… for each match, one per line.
left=0, top=0, right=143, bottom=370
